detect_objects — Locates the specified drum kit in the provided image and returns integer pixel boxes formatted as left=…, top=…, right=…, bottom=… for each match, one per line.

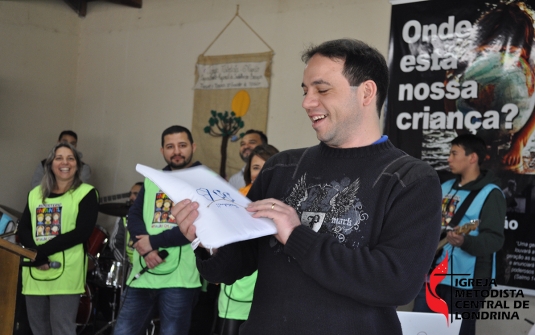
left=77, top=202, right=132, bottom=335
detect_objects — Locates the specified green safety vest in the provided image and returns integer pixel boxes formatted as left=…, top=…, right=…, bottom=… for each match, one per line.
left=22, top=184, right=94, bottom=295
left=122, top=217, right=134, bottom=263
left=218, top=271, right=257, bottom=320
left=127, top=178, right=200, bottom=289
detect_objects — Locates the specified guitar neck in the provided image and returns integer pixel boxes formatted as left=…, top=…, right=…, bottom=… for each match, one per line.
left=436, top=220, right=479, bottom=252
left=100, top=192, right=131, bottom=204
left=436, top=237, right=449, bottom=252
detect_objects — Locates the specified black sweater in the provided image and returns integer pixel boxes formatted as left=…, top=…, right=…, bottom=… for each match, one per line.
left=195, top=140, right=443, bottom=335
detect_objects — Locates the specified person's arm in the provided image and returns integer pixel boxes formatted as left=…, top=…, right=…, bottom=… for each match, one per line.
left=171, top=198, right=260, bottom=284
left=80, top=163, right=92, bottom=183
left=194, top=239, right=259, bottom=284
left=18, top=202, right=49, bottom=266
left=177, top=160, right=442, bottom=305
left=30, top=162, right=44, bottom=189
left=148, top=227, right=191, bottom=249
left=280, top=174, right=442, bottom=307
left=239, top=151, right=444, bottom=307
left=127, top=185, right=162, bottom=258
left=34, top=189, right=99, bottom=258
left=460, top=189, right=506, bottom=256
left=18, top=202, right=39, bottom=248
left=129, top=185, right=191, bottom=250
left=127, top=185, right=148, bottom=240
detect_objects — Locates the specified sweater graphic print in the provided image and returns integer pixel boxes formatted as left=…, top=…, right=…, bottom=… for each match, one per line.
left=285, top=173, right=368, bottom=248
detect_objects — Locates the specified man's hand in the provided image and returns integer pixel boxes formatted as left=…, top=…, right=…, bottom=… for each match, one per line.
left=134, top=235, right=152, bottom=255
left=144, top=250, right=164, bottom=269
left=171, top=199, right=199, bottom=242
left=247, top=199, right=301, bottom=245
left=446, top=231, right=465, bottom=247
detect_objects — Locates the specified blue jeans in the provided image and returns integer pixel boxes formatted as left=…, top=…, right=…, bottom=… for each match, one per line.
left=113, top=287, right=200, bottom=335
left=412, top=283, right=432, bottom=313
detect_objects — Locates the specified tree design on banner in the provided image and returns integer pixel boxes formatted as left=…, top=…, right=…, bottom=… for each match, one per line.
left=204, top=90, right=250, bottom=177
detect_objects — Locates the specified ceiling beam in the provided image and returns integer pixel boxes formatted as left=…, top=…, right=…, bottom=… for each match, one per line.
left=63, top=0, right=142, bottom=17
left=63, top=0, right=87, bottom=17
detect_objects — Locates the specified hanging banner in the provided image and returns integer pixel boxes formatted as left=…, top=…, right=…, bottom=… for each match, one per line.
left=191, top=52, right=273, bottom=179
left=385, top=0, right=535, bottom=292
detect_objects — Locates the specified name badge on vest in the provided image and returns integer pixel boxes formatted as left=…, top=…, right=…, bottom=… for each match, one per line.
left=35, top=204, right=62, bottom=242
left=152, top=191, right=176, bottom=229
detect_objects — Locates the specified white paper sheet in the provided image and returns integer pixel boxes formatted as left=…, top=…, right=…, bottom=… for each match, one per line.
left=136, top=164, right=276, bottom=248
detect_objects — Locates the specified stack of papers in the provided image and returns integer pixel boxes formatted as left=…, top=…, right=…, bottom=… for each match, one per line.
left=136, top=164, right=276, bottom=249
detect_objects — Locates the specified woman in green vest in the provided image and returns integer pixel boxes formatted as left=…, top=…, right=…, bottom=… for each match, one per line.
left=214, top=144, right=279, bottom=335
left=18, top=142, right=99, bottom=335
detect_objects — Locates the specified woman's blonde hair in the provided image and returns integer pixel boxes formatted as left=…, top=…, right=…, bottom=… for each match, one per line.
left=40, top=142, right=83, bottom=202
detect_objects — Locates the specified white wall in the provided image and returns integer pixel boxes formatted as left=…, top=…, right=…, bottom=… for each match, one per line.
left=0, top=0, right=392, bottom=248
left=0, top=0, right=79, bottom=211
left=73, top=0, right=392, bottom=199
left=1, top=0, right=391, bottom=210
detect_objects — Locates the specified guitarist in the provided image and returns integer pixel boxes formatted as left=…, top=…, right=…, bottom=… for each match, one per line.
left=414, top=134, right=505, bottom=335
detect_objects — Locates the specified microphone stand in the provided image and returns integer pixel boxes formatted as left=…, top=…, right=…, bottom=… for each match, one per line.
left=95, top=214, right=131, bottom=335
left=0, top=230, right=17, bottom=238
left=0, top=221, right=18, bottom=239
left=119, top=214, right=131, bottom=309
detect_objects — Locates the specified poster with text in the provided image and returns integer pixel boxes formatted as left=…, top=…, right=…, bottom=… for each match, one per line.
left=386, top=0, right=535, bottom=292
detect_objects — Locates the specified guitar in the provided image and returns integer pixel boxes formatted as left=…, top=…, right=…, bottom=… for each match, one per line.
left=436, top=219, right=479, bottom=252
left=99, top=192, right=131, bottom=204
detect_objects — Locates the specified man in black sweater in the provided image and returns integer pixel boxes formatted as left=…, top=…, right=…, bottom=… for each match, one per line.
left=173, top=39, right=443, bottom=334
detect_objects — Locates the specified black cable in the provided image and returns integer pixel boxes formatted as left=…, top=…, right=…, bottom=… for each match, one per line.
left=219, top=284, right=233, bottom=335
left=223, top=285, right=253, bottom=303
left=218, top=281, right=253, bottom=335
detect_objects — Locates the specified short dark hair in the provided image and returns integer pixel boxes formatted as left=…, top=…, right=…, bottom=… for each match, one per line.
left=243, top=144, right=279, bottom=185
left=58, top=130, right=78, bottom=141
left=134, top=182, right=144, bottom=187
left=244, top=129, right=268, bottom=144
left=451, top=134, right=487, bottom=166
left=161, top=125, right=194, bottom=147
left=301, top=38, right=389, bottom=115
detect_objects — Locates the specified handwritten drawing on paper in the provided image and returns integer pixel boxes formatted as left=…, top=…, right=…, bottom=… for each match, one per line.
left=136, top=164, right=276, bottom=248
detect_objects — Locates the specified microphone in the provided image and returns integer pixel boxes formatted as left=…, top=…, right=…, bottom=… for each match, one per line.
left=48, top=261, right=61, bottom=268
left=133, top=250, right=169, bottom=280
left=21, top=260, right=61, bottom=268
